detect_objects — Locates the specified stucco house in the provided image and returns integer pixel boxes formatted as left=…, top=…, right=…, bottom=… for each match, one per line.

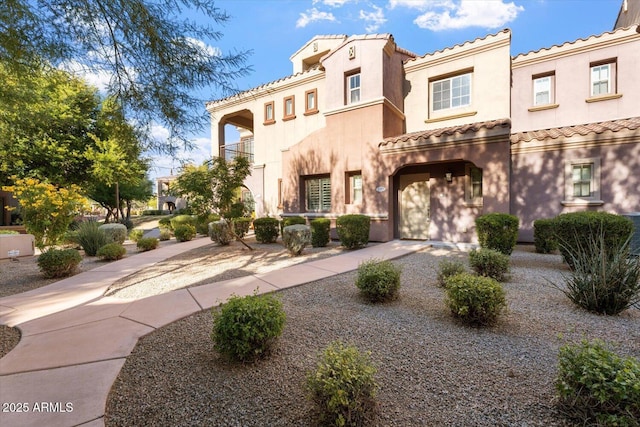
left=207, top=13, right=639, bottom=244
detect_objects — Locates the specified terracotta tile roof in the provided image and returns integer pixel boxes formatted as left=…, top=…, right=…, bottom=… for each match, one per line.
left=510, top=117, right=640, bottom=144
left=379, top=118, right=511, bottom=147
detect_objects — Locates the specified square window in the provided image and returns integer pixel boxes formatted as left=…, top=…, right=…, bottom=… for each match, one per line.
left=305, top=176, right=331, bottom=212
left=563, top=158, right=602, bottom=206
left=431, top=72, right=471, bottom=112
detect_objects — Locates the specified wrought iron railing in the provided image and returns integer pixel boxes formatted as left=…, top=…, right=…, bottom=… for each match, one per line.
left=219, top=138, right=254, bottom=163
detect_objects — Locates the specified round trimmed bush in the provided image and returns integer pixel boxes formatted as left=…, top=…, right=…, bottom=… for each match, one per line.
left=356, top=259, right=401, bottom=302
left=99, top=223, right=127, bottom=245
left=209, top=219, right=233, bottom=246
left=158, top=216, right=172, bottom=230
left=137, top=237, right=159, bottom=251
left=96, top=243, right=126, bottom=261
left=196, top=213, right=220, bottom=235
left=232, top=217, right=252, bottom=238
left=37, top=248, right=82, bottom=278
left=469, top=248, right=510, bottom=282
left=444, top=272, right=507, bottom=326
left=306, top=340, right=378, bottom=427
left=253, top=217, right=279, bottom=243
left=174, top=224, right=196, bottom=242
left=436, top=259, right=466, bottom=287
left=170, top=214, right=196, bottom=231
left=533, top=218, right=557, bottom=254
left=310, top=218, right=331, bottom=248
left=282, top=224, right=311, bottom=256
left=336, top=214, right=370, bottom=249
left=128, top=228, right=144, bottom=242
left=211, top=293, right=286, bottom=362
left=475, top=213, right=519, bottom=255
left=158, top=229, right=171, bottom=241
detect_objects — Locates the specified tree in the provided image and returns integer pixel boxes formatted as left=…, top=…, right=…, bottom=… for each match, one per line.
left=88, top=178, right=153, bottom=222
left=1, top=0, right=250, bottom=151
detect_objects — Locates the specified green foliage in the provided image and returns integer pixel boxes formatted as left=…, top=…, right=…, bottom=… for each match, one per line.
left=555, top=212, right=634, bottom=269
left=552, top=231, right=640, bottom=315
left=533, top=218, right=558, bottom=254
left=158, top=229, right=171, bottom=241
left=211, top=293, right=286, bottom=362
left=128, top=229, right=144, bottom=243
left=0, top=230, right=19, bottom=235
left=3, top=178, right=84, bottom=249
left=209, top=220, right=233, bottom=246
left=253, top=217, right=280, bottom=243
left=118, top=218, right=134, bottom=231
left=174, top=224, right=196, bottom=242
left=282, top=225, right=311, bottom=256
left=469, top=248, right=510, bottom=282
left=436, top=259, right=467, bottom=287
left=556, top=339, right=640, bottom=425
left=137, top=237, right=159, bottom=251
left=311, top=218, right=331, bottom=248
left=99, top=223, right=127, bottom=245
left=141, top=210, right=165, bottom=215
left=225, top=201, right=250, bottom=219
left=158, top=217, right=172, bottom=230
left=37, top=248, right=82, bottom=279
left=336, top=214, right=370, bottom=250
left=96, top=243, right=126, bottom=261
left=170, top=214, right=196, bottom=230
left=76, top=221, right=108, bottom=257
left=475, top=213, right=519, bottom=255
left=195, top=213, right=220, bottom=235
left=355, top=259, right=401, bottom=302
left=444, top=273, right=507, bottom=326
left=232, top=217, right=252, bottom=238
left=306, top=340, right=378, bottom=427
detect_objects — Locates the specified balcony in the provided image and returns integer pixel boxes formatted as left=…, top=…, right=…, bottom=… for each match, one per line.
left=220, top=138, right=254, bottom=163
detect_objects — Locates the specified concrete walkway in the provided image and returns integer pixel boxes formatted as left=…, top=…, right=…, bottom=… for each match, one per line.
left=0, top=237, right=431, bottom=427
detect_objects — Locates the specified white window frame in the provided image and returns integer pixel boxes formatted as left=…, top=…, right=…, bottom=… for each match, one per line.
left=464, top=164, right=483, bottom=206
left=432, top=72, right=472, bottom=112
left=590, top=62, right=615, bottom=97
left=533, top=74, right=554, bottom=106
left=563, top=157, right=603, bottom=206
left=305, top=176, right=331, bottom=212
left=347, top=72, right=361, bottom=104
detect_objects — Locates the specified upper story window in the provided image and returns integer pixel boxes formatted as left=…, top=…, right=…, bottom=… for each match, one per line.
left=533, top=73, right=554, bottom=106
left=432, top=72, right=471, bottom=112
left=283, top=95, right=295, bottom=121
left=346, top=71, right=361, bottom=104
left=305, top=89, right=318, bottom=115
left=264, top=101, right=275, bottom=125
left=590, top=60, right=616, bottom=97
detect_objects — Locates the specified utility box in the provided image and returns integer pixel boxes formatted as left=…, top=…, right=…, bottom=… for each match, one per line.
left=622, top=213, right=640, bottom=256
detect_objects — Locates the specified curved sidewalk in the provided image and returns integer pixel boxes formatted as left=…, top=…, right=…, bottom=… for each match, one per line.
left=0, top=237, right=433, bottom=427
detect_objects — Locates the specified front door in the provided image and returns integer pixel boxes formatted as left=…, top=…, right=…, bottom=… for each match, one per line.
left=399, top=173, right=430, bottom=240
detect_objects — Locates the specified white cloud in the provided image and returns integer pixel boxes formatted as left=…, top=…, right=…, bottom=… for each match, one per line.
left=184, top=37, right=222, bottom=57
left=413, top=0, right=524, bottom=31
left=388, top=0, right=454, bottom=10
left=60, top=60, right=112, bottom=93
left=360, top=5, right=387, bottom=32
left=313, top=0, right=351, bottom=6
left=296, top=8, right=338, bottom=28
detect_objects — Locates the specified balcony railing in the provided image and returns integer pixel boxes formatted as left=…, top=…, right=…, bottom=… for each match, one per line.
left=220, top=138, right=254, bottom=163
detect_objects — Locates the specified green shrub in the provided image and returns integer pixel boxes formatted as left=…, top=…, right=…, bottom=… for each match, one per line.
left=99, top=223, right=127, bottom=245
left=253, top=217, right=280, bottom=243
left=469, top=248, right=510, bottom=282
left=96, top=243, right=127, bottom=261
left=336, top=214, right=370, bottom=250
left=0, top=230, right=19, bottom=235
left=311, top=218, right=331, bottom=248
left=118, top=217, right=134, bottom=230
left=170, top=214, right=196, bottom=231
left=555, top=212, right=633, bottom=269
left=141, top=209, right=165, bottom=215
left=436, top=259, right=466, bottom=287
left=306, top=340, right=378, bottom=427
left=556, top=339, right=640, bottom=425
left=196, top=213, right=220, bottom=235
left=281, top=216, right=306, bottom=235
left=137, top=237, right=159, bottom=251
left=76, top=221, right=108, bottom=256
left=128, top=229, right=144, bottom=242
left=209, top=219, right=233, bottom=246
left=475, top=213, right=519, bottom=255
left=444, top=273, right=507, bottom=326
left=533, top=218, right=558, bottom=254
left=224, top=201, right=250, bottom=219
left=552, top=230, right=640, bottom=315
left=282, top=224, right=311, bottom=256
left=158, top=216, right=173, bottom=230
left=355, top=259, right=401, bottom=302
left=211, top=293, right=286, bottom=362
left=37, top=248, right=82, bottom=278
left=174, top=224, right=196, bottom=242
left=232, top=217, right=252, bottom=238
left=158, top=229, right=171, bottom=241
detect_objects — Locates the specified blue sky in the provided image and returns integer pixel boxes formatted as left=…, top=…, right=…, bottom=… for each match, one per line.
left=149, top=0, right=624, bottom=181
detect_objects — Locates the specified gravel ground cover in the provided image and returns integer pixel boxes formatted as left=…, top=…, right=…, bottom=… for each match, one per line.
left=105, top=246, right=640, bottom=427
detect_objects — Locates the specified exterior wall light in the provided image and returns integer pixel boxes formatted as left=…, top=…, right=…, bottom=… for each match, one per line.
left=445, top=172, right=453, bottom=183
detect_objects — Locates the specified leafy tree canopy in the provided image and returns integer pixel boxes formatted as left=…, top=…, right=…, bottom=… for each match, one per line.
left=1, top=0, right=251, bottom=151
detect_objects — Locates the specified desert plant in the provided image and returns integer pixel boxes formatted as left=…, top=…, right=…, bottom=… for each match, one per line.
left=76, top=221, right=108, bottom=256
left=336, top=214, right=370, bottom=250
left=232, top=217, right=252, bottom=238
left=554, top=212, right=633, bottom=269
left=118, top=217, right=134, bottom=230
left=137, top=237, right=159, bottom=251
left=282, top=224, right=311, bottom=256
left=311, top=218, right=331, bottom=247
left=209, top=219, right=234, bottom=246
left=444, top=272, right=507, bottom=326
left=436, top=259, right=466, bottom=287
left=475, top=213, right=519, bottom=255
left=196, top=213, right=220, bottom=235
left=174, top=224, right=196, bottom=242
left=469, top=248, right=510, bottom=281
left=306, top=340, right=378, bottom=427
left=355, top=259, right=401, bottom=302
left=556, top=339, right=640, bottom=425
left=96, top=242, right=127, bottom=261
left=170, top=214, right=197, bottom=231
left=253, top=217, right=279, bottom=243
left=158, top=216, right=173, bottom=230
left=533, top=218, right=558, bottom=254
left=158, top=229, right=171, bottom=241
left=280, top=215, right=306, bottom=235
left=552, top=231, right=640, bottom=315
left=211, top=292, right=286, bottom=362
left=37, top=248, right=82, bottom=278
left=128, top=228, right=144, bottom=242
left=99, top=223, right=127, bottom=245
